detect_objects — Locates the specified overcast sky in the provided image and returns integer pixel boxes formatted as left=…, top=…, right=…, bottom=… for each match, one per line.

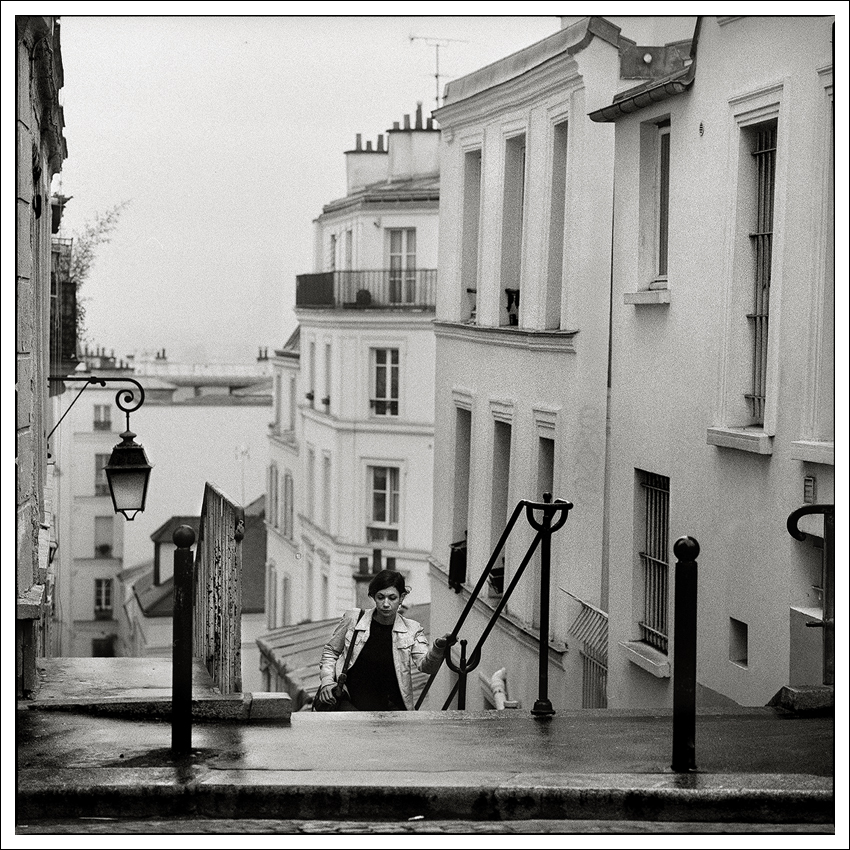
left=50, top=13, right=563, bottom=364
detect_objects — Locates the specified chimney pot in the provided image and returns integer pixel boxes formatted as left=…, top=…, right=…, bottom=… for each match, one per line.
left=377, top=134, right=384, bottom=151
left=393, top=121, right=400, bottom=130
left=356, top=133, right=362, bottom=151
left=415, top=102, right=423, bottom=129
left=366, top=140, right=373, bottom=151
left=403, top=114, right=411, bottom=130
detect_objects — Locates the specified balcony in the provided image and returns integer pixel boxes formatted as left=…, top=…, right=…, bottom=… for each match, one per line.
left=296, top=269, right=436, bottom=310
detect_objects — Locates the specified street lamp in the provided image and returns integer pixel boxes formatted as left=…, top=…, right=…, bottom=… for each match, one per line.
left=104, top=429, right=153, bottom=520
left=48, top=375, right=153, bottom=520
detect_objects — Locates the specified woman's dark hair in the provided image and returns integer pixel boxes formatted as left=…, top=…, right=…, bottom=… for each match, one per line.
left=368, top=569, right=408, bottom=598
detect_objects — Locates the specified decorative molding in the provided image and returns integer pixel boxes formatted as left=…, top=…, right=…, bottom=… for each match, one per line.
left=533, top=406, right=559, bottom=436
left=706, top=426, right=774, bottom=455
left=490, top=398, right=514, bottom=425
left=729, top=81, right=784, bottom=126
left=451, top=387, right=474, bottom=411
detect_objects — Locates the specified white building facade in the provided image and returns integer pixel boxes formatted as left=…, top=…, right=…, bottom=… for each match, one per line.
left=265, top=106, right=439, bottom=637
left=595, top=15, right=835, bottom=708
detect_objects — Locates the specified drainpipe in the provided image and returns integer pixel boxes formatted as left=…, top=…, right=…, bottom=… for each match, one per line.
left=490, top=667, right=508, bottom=710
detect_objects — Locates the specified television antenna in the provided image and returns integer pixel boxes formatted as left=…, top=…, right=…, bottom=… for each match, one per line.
left=409, top=35, right=469, bottom=109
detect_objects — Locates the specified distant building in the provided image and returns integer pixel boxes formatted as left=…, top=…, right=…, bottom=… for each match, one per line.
left=118, top=496, right=267, bottom=691
left=50, top=349, right=272, bottom=657
left=263, top=105, right=439, bottom=644
left=16, top=15, right=68, bottom=697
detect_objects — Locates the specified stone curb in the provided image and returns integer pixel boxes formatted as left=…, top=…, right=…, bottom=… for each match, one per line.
left=17, top=692, right=292, bottom=722
left=16, top=771, right=834, bottom=825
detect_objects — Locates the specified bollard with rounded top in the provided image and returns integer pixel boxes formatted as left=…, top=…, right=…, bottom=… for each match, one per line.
left=172, top=525, right=196, bottom=756
left=671, top=535, right=699, bottom=772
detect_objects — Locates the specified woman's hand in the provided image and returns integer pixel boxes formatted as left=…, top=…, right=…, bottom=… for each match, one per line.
left=433, top=633, right=456, bottom=652
left=317, top=683, right=338, bottom=705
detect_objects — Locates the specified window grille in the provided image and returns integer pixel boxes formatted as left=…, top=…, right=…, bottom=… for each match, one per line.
left=639, top=472, right=670, bottom=653
left=568, top=594, right=608, bottom=708
left=746, top=121, right=777, bottom=424
left=371, top=348, right=399, bottom=416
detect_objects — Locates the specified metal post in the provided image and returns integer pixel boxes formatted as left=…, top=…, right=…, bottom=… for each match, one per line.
left=457, top=640, right=468, bottom=710
left=823, top=508, right=834, bottom=687
left=671, top=536, right=699, bottom=772
left=531, top=494, right=555, bottom=717
left=172, top=525, right=196, bottom=756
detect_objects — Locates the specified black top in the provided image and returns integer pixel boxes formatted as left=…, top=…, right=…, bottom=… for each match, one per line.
left=345, top=618, right=406, bottom=711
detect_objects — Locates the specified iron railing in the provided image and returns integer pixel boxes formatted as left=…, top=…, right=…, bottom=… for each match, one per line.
left=296, top=269, right=437, bottom=309
left=193, top=482, right=244, bottom=694
left=415, top=493, right=572, bottom=715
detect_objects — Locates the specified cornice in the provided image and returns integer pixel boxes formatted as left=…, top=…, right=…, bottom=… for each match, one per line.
left=434, top=321, right=578, bottom=354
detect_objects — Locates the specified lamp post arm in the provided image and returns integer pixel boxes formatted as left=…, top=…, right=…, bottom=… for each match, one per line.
left=47, top=376, right=146, bottom=439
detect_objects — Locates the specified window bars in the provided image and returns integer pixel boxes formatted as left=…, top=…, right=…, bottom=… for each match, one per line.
left=639, top=472, right=670, bottom=653
left=746, top=121, right=777, bottom=424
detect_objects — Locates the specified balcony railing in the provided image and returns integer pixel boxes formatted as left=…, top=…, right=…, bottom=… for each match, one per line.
left=296, top=269, right=437, bottom=309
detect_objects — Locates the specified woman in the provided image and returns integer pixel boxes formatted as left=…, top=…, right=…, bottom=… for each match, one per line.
left=316, top=569, right=454, bottom=711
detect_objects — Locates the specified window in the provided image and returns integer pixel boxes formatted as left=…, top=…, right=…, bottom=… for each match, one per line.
left=308, top=340, right=316, bottom=407
left=745, top=120, right=777, bottom=425
left=546, top=120, right=568, bottom=328
left=95, top=453, right=111, bottom=496
left=306, top=552, right=315, bottom=620
left=268, top=463, right=279, bottom=529
left=368, top=466, right=399, bottom=543
left=307, top=447, right=316, bottom=522
left=533, top=435, right=555, bottom=628
left=637, top=471, right=670, bottom=654
left=345, top=229, right=353, bottom=270
left=500, top=133, right=526, bottom=325
left=323, top=343, right=331, bottom=407
left=91, top=637, right=115, bottom=657
left=490, top=420, right=512, bottom=562
left=388, top=228, right=416, bottom=303
left=729, top=617, right=749, bottom=667
left=461, top=149, right=482, bottom=322
left=322, top=453, right=332, bottom=530
left=452, top=407, right=472, bottom=543
left=283, top=471, right=294, bottom=539
left=93, top=404, right=112, bottom=431
left=329, top=233, right=337, bottom=271
left=94, top=516, right=114, bottom=558
left=94, top=578, right=113, bottom=619
left=288, top=375, right=297, bottom=431
left=273, top=374, right=282, bottom=432
left=267, top=561, right=278, bottom=629
left=656, top=122, right=671, bottom=279
left=370, top=348, right=399, bottom=416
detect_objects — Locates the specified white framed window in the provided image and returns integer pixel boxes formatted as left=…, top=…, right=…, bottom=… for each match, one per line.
left=306, top=447, right=316, bottom=521
left=93, top=404, right=112, bottom=431
left=461, top=147, right=482, bottom=322
left=388, top=228, right=416, bottom=303
left=329, top=233, right=337, bottom=271
left=545, top=118, right=569, bottom=329
left=370, top=348, right=399, bottom=416
left=268, top=463, right=279, bottom=529
left=367, top=465, right=399, bottom=544
left=267, top=560, right=278, bottom=629
left=322, top=452, right=332, bottom=531
left=94, top=578, right=113, bottom=619
left=345, top=229, right=353, bottom=270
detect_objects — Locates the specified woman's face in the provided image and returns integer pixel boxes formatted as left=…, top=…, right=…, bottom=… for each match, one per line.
left=372, top=586, right=403, bottom=624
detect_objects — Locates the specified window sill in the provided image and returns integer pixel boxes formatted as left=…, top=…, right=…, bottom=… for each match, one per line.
left=623, top=289, right=671, bottom=305
left=618, top=640, right=670, bottom=678
left=790, top=440, right=834, bottom=466
left=706, top=426, right=773, bottom=455
left=434, top=321, right=578, bottom=353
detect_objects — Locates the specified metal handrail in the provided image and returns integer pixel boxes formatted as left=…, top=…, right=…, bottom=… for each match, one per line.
left=415, top=493, right=572, bottom=714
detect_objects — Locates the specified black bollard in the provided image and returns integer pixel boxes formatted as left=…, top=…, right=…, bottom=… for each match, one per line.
left=171, top=524, right=196, bottom=756
left=531, top=493, right=556, bottom=717
left=671, top=535, right=699, bottom=772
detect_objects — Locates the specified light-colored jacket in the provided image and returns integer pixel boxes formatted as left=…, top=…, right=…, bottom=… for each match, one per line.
left=319, top=607, right=444, bottom=710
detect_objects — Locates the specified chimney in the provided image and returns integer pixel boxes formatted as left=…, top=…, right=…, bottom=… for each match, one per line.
left=377, top=134, right=384, bottom=152
left=427, top=117, right=434, bottom=130
left=355, top=133, right=362, bottom=151
left=403, top=113, right=411, bottom=130
left=392, top=121, right=400, bottom=130
left=366, top=139, right=373, bottom=151
left=415, top=102, right=423, bottom=129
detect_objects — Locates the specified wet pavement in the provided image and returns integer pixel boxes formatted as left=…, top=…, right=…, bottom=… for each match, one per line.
left=16, top=707, right=835, bottom=828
